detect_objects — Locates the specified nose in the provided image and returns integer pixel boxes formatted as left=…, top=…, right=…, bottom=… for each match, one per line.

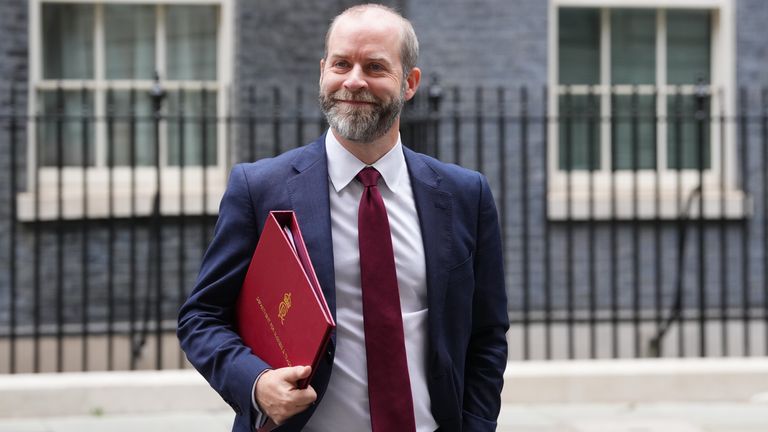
left=343, top=64, right=368, bottom=92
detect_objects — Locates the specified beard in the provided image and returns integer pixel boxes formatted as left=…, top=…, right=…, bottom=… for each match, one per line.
left=319, top=84, right=405, bottom=143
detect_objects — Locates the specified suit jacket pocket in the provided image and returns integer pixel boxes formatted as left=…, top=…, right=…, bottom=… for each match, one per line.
left=429, top=365, right=461, bottom=427
left=448, top=253, right=475, bottom=273
left=447, top=253, right=473, bottom=281
left=445, top=253, right=474, bottom=357
left=447, top=253, right=474, bottom=300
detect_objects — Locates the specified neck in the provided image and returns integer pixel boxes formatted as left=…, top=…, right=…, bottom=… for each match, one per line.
left=331, top=119, right=401, bottom=165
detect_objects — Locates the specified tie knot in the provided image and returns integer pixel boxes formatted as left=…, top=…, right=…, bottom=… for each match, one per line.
left=356, top=166, right=381, bottom=187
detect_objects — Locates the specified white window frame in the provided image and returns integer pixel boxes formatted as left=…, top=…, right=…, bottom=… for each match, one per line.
left=548, top=0, right=745, bottom=220
left=20, top=0, right=234, bottom=221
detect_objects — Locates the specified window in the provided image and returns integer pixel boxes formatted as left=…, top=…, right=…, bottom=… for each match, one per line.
left=548, top=0, right=742, bottom=219
left=22, top=0, right=233, bottom=220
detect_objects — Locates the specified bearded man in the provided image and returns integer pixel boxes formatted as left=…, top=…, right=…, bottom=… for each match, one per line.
left=178, top=4, right=508, bottom=431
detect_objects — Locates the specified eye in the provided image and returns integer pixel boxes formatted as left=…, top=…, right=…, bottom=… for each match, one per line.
left=332, top=60, right=350, bottom=69
left=368, top=63, right=385, bottom=73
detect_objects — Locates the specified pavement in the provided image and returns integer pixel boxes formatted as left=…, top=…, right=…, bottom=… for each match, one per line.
left=499, top=402, right=768, bottom=431
left=1, top=359, right=768, bottom=431
left=0, top=402, right=767, bottom=432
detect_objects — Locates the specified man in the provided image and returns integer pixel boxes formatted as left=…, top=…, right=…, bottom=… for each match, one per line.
left=178, top=4, right=508, bottom=431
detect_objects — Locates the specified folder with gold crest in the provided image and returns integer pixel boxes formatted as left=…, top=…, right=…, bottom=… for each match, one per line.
left=236, top=210, right=335, bottom=389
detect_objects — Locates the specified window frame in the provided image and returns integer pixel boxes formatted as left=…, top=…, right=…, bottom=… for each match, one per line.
left=22, top=0, right=233, bottom=221
left=547, top=0, right=743, bottom=220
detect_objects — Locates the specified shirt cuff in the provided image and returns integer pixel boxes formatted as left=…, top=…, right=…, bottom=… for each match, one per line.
left=251, top=369, right=272, bottom=429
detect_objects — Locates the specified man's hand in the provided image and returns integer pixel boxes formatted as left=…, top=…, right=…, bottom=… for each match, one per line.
left=255, top=366, right=317, bottom=425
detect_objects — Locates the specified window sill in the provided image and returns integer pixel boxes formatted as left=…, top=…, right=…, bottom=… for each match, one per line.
left=16, top=184, right=225, bottom=222
left=548, top=187, right=750, bottom=221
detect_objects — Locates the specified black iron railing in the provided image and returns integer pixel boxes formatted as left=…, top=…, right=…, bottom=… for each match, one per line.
left=1, top=81, right=767, bottom=372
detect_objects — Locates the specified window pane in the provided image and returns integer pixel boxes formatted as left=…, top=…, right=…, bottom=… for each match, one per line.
left=667, top=10, right=710, bottom=85
left=43, top=4, right=93, bottom=79
left=166, top=90, right=218, bottom=166
left=559, top=8, right=600, bottom=85
left=38, top=90, right=95, bottom=167
left=166, top=6, right=218, bottom=80
left=558, top=94, right=600, bottom=171
left=612, top=95, right=656, bottom=170
left=667, top=94, right=710, bottom=169
left=106, top=90, right=154, bottom=167
left=105, top=5, right=156, bottom=80
left=611, top=9, right=655, bottom=85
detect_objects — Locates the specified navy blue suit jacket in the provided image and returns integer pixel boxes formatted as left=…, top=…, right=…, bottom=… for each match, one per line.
left=178, top=135, right=509, bottom=431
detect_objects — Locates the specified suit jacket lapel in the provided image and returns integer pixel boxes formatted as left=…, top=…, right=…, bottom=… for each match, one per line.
left=286, top=135, right=337, bottom=323
left=404, top=148, right=453, bottom=354
left=285, top=141, right=452, bottom=356
left=280, top=137, right=337, bottom=430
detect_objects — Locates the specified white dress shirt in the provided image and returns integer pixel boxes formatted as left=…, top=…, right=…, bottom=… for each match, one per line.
left=303, top=131, right=438, bottom=431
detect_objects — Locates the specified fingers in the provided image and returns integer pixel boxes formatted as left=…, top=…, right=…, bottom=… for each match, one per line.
left=255, top=366, right=318, bottom=425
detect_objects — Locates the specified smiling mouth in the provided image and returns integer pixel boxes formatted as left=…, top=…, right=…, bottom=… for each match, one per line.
left=337, top=99, right=376, bottom=105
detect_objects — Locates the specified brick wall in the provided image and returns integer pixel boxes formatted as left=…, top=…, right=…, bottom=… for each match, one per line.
left=1, top=0, right=768, bottom=331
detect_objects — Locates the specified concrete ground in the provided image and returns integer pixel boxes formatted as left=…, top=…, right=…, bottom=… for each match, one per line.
left=0, top=359, right=767, bottom=432
left=499, top=402, right=768, bottom=431
left=0, top=402, right=767, bottom=432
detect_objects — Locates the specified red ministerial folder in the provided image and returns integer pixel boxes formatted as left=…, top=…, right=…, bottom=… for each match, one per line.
left=237, top=210, right=335, bottom=389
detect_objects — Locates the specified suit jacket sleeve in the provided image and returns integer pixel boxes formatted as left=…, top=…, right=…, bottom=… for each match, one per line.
left=462, top=173, right=509, bottom=430
left=177, top=164, right=269, bottom=426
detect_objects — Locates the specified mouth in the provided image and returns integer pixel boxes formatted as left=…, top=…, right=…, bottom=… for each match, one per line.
left=336, top=99, right=377, bottom=106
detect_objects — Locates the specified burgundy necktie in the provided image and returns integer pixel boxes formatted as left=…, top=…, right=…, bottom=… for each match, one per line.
left=357, top=167, right=417, bottom=432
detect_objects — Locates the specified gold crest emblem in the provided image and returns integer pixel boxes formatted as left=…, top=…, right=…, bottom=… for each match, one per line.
left=278, top=293, right=292, bottom=325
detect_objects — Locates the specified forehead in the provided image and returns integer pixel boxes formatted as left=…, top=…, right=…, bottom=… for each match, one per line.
left=327, top=11, right=402, bottom=62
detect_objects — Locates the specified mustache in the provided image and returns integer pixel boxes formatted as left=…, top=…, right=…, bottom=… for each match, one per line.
left=330, top=89, right=379, bottom=104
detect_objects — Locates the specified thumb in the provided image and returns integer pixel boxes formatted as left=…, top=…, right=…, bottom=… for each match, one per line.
left=284, top=365, right=312, bottom=382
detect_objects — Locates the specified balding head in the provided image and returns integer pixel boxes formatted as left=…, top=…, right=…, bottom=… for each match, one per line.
left=324, top=4, right=419, bottom=78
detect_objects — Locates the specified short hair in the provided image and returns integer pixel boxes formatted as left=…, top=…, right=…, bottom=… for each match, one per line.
left=324, top=3, right=419, bottom=78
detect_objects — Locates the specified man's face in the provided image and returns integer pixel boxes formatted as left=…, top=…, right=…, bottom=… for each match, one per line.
left=319, top=12, right=416, bottom=143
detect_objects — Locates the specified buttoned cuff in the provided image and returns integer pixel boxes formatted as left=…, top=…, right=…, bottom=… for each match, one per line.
left=251, top=369, right=272, bottom=428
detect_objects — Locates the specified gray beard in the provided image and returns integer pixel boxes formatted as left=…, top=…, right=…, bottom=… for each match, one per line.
left=319, top=87, right=405, bottom=143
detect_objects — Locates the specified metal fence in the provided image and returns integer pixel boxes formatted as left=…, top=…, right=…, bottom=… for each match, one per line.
left=1, top=81, right=767, bottom=373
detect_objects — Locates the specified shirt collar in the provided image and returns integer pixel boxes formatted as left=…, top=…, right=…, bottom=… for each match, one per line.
left=325, top=130, right=407, bottom=194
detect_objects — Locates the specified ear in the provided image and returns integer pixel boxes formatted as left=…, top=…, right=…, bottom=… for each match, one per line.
left=403, top=67, right=422, bottom=101
left=319, top=58, right=325, bottom=83
left=319, top=58, right=325, bottom=84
